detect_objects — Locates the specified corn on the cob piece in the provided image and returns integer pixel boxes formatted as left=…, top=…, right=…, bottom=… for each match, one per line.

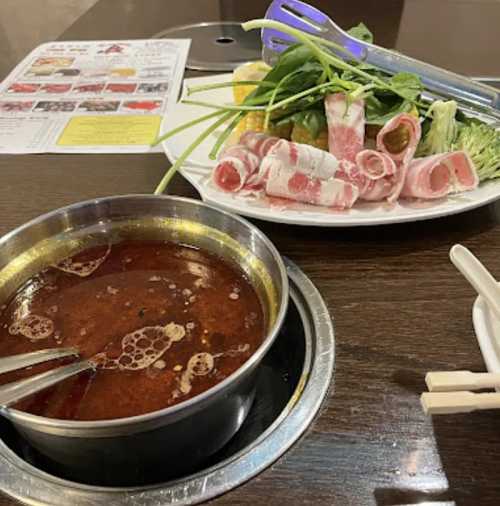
left=234, top=111, right=266, bottom=136
left=232, top=61, right=271, bottom=105
left=291, top=123, right=329, bottom=150
left=234, top=111, right=292, bottom=139
left=232, top=62, right=291, bottom=141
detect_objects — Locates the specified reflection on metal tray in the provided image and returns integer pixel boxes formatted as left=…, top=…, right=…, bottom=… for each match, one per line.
left=153, top=22, right=262, bottom=71
left=0, top=257, right=334, bottom=505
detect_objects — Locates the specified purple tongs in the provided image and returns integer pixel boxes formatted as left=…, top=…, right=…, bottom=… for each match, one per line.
left=261, top=0, right=500, bottom=119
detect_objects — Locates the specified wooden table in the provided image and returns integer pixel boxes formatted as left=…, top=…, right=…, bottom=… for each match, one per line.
left=1, top=1, right=500, bottom=504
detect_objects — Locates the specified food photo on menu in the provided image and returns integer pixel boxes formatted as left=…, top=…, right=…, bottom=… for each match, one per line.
left=0, top=1, right=499, bottom=505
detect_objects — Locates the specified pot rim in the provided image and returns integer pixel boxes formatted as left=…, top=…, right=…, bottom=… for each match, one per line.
left=0, top=194, right=289, bottom=431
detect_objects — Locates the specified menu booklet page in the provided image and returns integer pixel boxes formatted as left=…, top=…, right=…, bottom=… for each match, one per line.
left=0, top=39, right=190, bottom=153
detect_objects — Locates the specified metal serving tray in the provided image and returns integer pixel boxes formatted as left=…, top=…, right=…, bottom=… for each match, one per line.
left=0, top=258, right=335, bottom=505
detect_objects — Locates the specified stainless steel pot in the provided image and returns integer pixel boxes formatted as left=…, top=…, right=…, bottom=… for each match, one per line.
left=0, top=195, right=288, bottom=486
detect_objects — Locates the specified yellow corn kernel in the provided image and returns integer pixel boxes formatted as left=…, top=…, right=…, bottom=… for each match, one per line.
left=234, top=84, right=256, bottom=106
left=234, top=112, right=292, bottom=139
left=234, top=111, right=266, bottom=136
left=291, top=124, right=329, bottom=150
left=232, top=61, right=271, bottom=105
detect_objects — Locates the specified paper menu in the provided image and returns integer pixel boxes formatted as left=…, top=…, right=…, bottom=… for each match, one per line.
left=0, top=39, right=190, bottom=153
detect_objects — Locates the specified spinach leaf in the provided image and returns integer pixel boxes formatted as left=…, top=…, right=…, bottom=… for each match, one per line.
left=289, top=109, right=327, bottom=139
left=365, top=94, right=414, bottom=125
left=340, top=62, right=386, bottom=83
left=253, top=44, right=316, bottom=94
left=278, top=61, right=324, bottom=94
left=274, top=107, right=326, bottom=139
left=347, top=23, right=374, bottom=44
left=389, top=72, right=423, bottom=101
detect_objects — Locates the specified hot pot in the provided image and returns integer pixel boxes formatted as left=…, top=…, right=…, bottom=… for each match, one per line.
left=0, top=195, right=288, bottom=486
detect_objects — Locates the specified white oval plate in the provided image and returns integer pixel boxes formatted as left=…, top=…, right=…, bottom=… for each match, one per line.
left=161, top=74, right=500, bottom=227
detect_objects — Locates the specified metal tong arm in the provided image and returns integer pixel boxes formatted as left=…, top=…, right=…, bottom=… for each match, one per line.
left=363, top=42, right=500, bottom=115
left=262, top=0, right=500, bottom=116
left=0, top=360, right=94, bottom=407
left=0, top=348, right=79, bottom=375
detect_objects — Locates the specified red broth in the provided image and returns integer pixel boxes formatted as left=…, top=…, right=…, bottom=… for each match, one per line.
left=0, top=241, right=265, bottom=420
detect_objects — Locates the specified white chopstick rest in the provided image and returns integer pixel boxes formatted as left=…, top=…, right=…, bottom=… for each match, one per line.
left=449, top=244, right=500, bottom=321
left=421, top=391, right=500, bottom=415
left=426, top=370, right=500, bottom=392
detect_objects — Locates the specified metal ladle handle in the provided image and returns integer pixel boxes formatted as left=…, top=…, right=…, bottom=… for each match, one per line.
left=0, top=360, right=95, bottom=408
left=0, top=348, right=79, bottom=375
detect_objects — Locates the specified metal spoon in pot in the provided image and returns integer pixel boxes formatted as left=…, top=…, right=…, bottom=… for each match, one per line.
left=0, top=348, right=95, bottom=408
left=449, top=244, right=500, bottom=321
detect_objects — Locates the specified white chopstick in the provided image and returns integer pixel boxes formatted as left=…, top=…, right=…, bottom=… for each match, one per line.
left=421, top=391, right=500, bottom=415
left=422, top=370, right=500, bottom=415
left=426, top=370, right=500, bottom=392
left=422, top=245, right=500, bottom=415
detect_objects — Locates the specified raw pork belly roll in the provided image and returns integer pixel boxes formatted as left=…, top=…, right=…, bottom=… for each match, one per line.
left=265, top=164, right=359, bottom=210
left=248, top=140, right=339, bottom=189
left=401, top=151, right=478, bottom=199
left=268, top=139, right=339, bottom=179
left=245, top=155, right=277, bottom=189
left=376, top=113, right=421, bottom=163
left=375, top=113, right=422, bottom=202
left=324, top=93, right=365, bottom=162
left=239, top=131, right=281, bottom=158
left=356, top=150, right=396, bottom=180
left=212, top=145, right=260, bottom=192
left=335, top=160, right=370, bottom=193
left=354, top=150, right=398, bottom=201
left=335, top=156, right=394, bottom=202
left=448, top=151, right=479, bottom=191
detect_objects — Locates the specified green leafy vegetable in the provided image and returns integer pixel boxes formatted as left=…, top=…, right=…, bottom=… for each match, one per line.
left=417, top=100, right=458, bottom=156
left=253, top=44, right=317, bottom=97
left=364, top=94, right=414, bottom=125
left=389, top=73, right=423, bottom=101
left=452, top=122, right=500, bottom=181
left=242, top=19, right=422, bottom=103
left=275, top=109, right=327, bottom=139
left=347, top=22, right=374, bottom=44
left=340, top=62, right=382, bottom=83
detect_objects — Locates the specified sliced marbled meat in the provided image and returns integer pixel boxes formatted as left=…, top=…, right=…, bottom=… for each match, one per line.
left=324, top=93, right=365, bottom=162
left=265, top=164, right=359, bottom=209
left=248, top=142, right=339, bottom=190
left=212, top=145, right=260, bottom=192
left=356, top=149, right=396, bottom=180
left=354, top=150, right=399, bottom=201
left=239, top=131, right=281, bottom=158
left=449, top=151, right=479, bottom=191
left=375, top=113, right=422, bottom=202
left=376, top=113, right=422, bottom=162
left=401, top=151, right=478, bottom=199
left=267, top=139, right=339, bottom=179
